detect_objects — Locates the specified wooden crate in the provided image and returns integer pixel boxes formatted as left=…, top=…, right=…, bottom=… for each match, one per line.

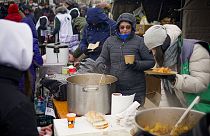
left=136, top=24, right=153, bottom=36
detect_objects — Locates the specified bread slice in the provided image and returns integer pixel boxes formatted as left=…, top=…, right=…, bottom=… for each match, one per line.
left=94, top=124, right=109, bottom=129
left=93, top=120, right=108, bottom=127
left=85, top=111, right=109, bottom=129
left=86, top=111, right=105, bottom=123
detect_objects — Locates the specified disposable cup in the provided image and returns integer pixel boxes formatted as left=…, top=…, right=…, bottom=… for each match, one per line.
left=62, top=67, right=69, bottom=74
left=124, top=55, right=135, bottom=64
left=66, top=113, right=76, bottom=128
left=112, top=93, right=122, bottom=96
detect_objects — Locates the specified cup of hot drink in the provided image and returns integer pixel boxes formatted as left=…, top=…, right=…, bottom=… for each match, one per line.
left=124, top=55, right=135, bottom=64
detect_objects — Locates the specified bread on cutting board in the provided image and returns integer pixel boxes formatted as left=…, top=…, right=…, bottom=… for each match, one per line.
left=85, top=111, right=109, bottom=129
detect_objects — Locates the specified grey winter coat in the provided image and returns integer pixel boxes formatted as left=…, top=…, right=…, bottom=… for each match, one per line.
left=96, top=13, right=155, bottom=105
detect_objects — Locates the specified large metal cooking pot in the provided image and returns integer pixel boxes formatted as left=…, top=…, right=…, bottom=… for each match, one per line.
left=66, top=73, right=118, bottom=116
left=46, top=43, right=69, bottom=64
left=134, top=107, right=205, bottom=136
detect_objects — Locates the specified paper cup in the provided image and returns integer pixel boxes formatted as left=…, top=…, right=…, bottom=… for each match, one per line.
left=112, top=93, right=122, bottom=96
left=124, top=55, right=135, bottom=64
left=67, top=113, right=76, bottom=128
left=62, top=66, right=69, bottom=74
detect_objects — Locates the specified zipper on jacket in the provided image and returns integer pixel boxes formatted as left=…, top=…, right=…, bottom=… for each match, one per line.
left=120, top=41, right=125, bottom=70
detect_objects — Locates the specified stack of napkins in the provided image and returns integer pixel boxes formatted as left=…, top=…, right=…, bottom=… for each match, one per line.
left=115, top=101, right=140, bottom=127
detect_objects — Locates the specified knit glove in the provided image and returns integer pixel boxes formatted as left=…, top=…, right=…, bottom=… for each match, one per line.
left=97, top=63, right=107, bottom=73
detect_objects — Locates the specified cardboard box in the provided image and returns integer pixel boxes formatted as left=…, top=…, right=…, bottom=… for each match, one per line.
left=146, top=76, right=161, bottom=94
left=135, top=24, right=153, bottom=36
left=142, top=92, right=161, bottom=109
left=144, top=76, right=161, bottom=108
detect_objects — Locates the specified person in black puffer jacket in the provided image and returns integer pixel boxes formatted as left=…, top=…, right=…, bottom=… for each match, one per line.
left=96, top=13, right=155, bottom=105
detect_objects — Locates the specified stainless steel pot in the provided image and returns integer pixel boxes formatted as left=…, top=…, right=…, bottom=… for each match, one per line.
left=46, top=43, right=69, bottom=64
left=134, top=107, right=205, bottom=136
left=66, top=73, right=118, bottom=116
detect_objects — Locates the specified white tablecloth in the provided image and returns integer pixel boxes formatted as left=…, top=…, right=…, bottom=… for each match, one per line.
left=53, top=115, right=133, bottom=136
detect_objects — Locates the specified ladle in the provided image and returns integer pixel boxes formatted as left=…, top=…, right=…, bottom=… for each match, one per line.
left=170, top=96, right=200, bottom=135
left=99, top=73, right=105, bottom=85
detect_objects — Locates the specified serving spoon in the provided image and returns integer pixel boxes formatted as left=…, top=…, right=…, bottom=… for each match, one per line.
left=170, top=96, right=200, bottom=135
left=99, top=73, right=105, bottom=85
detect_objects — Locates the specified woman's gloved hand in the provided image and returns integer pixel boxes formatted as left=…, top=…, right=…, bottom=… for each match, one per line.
left=97, top=63, right=107, bottom=73
left=84, top=49, right=93, bottom=55
left=153, top=75, right=176, bottom=83
left=126, top=61, right=137, bottom=70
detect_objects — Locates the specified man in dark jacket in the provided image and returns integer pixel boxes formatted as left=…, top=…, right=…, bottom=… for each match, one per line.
left=64, top=0, right=80, bottom=18
left=19, top=4, right=36, bottom=24
left=79, top=7, right=116, bottom=60
left=96, top=13, right=155, bottom=105
left=0, top=19, right=38, bottom=136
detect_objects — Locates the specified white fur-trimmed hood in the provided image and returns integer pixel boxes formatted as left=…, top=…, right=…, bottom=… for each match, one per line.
left=0, top=20, right=33, bottom=71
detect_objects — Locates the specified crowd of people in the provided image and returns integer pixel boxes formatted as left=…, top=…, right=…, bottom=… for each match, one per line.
left=0, top=0, right=209, bottom=135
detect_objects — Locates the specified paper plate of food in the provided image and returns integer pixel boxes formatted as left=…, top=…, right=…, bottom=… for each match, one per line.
left=144, top=67, right=177, bottom=75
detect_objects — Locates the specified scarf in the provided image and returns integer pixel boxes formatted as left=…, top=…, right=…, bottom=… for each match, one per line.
left=119, top=33, right=130, bottom=41
left=163, top=42, right=178, bottom=67
left=162, top=41, right=179, bottom=95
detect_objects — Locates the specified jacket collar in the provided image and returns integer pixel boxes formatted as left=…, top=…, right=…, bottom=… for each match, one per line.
left=116, top=31, right=135, bottom=42
left=0, top=65, right=23, bottom=84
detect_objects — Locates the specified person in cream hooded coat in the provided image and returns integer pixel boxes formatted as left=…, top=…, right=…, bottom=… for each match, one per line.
left=0, top=19, right=52, bottom=136
left=0, top=19, right=38, bottom=135
left=144, top=24, right=210, bottom=112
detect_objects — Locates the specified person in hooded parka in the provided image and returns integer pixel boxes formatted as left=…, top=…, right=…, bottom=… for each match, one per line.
left=79, top=8, right=116, bottom=61
left=96, top=13, right=155, bottom=105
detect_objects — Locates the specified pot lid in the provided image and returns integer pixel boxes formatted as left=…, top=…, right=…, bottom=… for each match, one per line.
left=46, top=43, right=68, bottom=48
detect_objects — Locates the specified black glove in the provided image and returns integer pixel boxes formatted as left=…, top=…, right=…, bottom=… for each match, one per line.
left=126, top=61, right=137, bottom=70
left=153, top=75, right=176, bottom=83
left=84, top=49, right=94, bottom=55
left=97, top=63, right=107, bottom=73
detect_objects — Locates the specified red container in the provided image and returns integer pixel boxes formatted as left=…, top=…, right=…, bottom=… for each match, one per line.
left=69, top=67, right=76, bottom=74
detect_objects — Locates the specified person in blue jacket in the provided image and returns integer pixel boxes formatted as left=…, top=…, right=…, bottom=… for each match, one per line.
left=21, top=13, right=43, bottom=97
left=4, top=3, right=43, bottom=97
left=79, top=7, right=116, bottom=60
